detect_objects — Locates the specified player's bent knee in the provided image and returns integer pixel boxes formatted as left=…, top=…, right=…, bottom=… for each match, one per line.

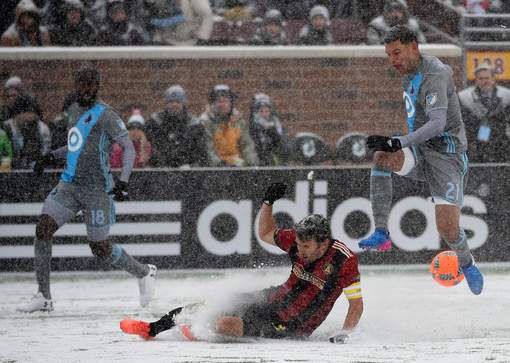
left=216, top=317, right=244, bottom=337
left=89, top=241, right=112, bottom=259
left=435, top=205, right=460, bottom=242
left=373, top=150, right=404, bottom=171
left=35, top=214, right=59, bottom=240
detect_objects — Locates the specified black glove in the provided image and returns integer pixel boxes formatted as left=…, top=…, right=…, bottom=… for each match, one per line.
left=329, top=332, right=348, bottom=344
left=367, top=135, right=402, bottom=152
left=111, top=180, right=129, bottom=202
left=263, top=182, right=286, bottom=205
left=33, top=153, right=56, bottom=175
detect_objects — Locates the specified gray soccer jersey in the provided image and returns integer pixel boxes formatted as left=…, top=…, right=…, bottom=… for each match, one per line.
left=61, top=102, right=128, bottom=191
left=401, top=55, right=467, bottom=154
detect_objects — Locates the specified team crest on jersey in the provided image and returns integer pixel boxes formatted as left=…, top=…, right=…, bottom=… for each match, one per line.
left=323, top=263, right=333, bottom=275
left=426, top=93, right=438, bottom=106
left=68, top=127, right=84, bottom=152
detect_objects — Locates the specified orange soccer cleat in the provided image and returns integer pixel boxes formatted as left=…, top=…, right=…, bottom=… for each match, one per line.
left=120, top=319, right=154, bottom=340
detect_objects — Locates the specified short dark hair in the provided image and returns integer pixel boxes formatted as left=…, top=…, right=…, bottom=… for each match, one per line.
left=74, top=64, right=100, bottom=86
left=295, top=214, right=331, bottom=243
left=383, top=24, right=418, bottom=45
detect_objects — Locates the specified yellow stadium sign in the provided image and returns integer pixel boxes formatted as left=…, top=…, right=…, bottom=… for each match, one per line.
left=466, top=51, right=510, bottom=80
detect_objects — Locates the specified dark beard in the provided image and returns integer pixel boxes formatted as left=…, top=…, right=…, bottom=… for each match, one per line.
left=77, top=93, right=98, bottom=108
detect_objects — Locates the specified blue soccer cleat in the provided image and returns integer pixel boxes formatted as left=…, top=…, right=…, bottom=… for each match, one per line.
left=461, top=260, right=484, bottom=295
left=358, top=227, right=392, bottom=251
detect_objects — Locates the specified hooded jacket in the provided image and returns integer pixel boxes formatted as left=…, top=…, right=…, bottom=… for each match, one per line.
left=298, top=5, right=333, bottom=45
left=49, top=0, right=98, bottom=46
left=199, top=105, right=258, bottom=167
left=366, top=0, right=426, bottom=45
left=1, top=0, right=51, bottom=46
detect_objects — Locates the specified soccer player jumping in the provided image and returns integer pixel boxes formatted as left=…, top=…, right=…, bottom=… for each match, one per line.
left=358, top=25, right=483, bottom=295
left=17, top=65, right=157, bottom=313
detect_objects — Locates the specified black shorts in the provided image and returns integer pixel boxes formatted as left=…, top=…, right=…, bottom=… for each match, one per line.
left=227, top=288, right=297, bottom=339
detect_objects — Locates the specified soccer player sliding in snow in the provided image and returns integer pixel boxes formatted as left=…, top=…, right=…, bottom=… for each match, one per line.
left=121, top=183, right=363, bottom=343
left=358, top=24, right=483, bottom=295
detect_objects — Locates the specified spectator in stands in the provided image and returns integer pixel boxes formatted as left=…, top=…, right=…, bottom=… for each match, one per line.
left=3, top=98, right=51, bottom=169
left=250, top=9, right=288, bottom=46
left=218, top=0, right=255, bottom=22
left=458, top=62, right=510, bottom=163
left=366, top=0, right=425, bottom=45
left=1, top=0, right=51, bottom=46
left=249, top=93, right=288, bottom=166
left=1, top=76, right=44, bottom=125
left=0, top=126, right=14, bottom=171
left=461, top=0, right=505, bottom=14
left=146, top=85, right=207, bottom=167
left=256, top=0, right=310, bottom=20
left=298, top=5, right=333, bottom=45
left=199, top=84, right=258, bottom=167
left=48, top=0, right=98, bottom=46
left=45, top=0, right=106, bottom=31
left=0, top=1, right=18, bottom=38
left=144, top=0, right=213, bottom=45
left=313, top=0, right=353, bottom=19
left=96, top=0, right=145, bottom=45
left=110, top=111, right=152, bottom=168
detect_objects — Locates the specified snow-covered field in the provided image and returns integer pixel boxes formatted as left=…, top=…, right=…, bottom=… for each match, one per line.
left=1, top=264, right=509, bottom=363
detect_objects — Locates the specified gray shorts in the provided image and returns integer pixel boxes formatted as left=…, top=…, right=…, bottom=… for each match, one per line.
left=41, top=181, right=115, bottom=241
left=396, top=145, right=469, bottom=207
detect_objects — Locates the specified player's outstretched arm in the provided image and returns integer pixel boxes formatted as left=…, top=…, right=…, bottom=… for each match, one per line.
left=258, top=183, right=286, bottom=245
left=329, top=297, right=363, bottom=344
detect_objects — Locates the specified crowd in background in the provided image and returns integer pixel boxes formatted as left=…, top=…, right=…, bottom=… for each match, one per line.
left=443, top=0, right=510, bottom=14
left=0, top=0, right=508, bottom=170
left=0, top=73, right=350, bottom=171
left=0, top=59, right=508, bottom=172
left=0, top=0, right=431, bottom=47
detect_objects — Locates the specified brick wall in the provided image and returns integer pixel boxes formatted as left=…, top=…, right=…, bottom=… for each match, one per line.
left=0, top=49, right=463, bottom=146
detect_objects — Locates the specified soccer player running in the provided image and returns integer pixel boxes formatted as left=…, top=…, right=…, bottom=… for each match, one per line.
left=17, top=65, right=157, bottom=313
left=358, top=25, right=483, bottom=295
left=120, top=183, right=363, bottom=343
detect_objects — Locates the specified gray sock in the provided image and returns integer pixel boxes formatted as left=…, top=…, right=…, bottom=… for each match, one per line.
left=370, top=166, right=393, bottom=230
left=445, top=229, right=472, bottom=267
left=34, top=239, right=52, bottom=299
left=109, top=244, right=149, bottom=278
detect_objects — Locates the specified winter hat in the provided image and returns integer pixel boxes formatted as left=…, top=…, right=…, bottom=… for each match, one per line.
left=106, top=0, right=125, bottom=16
left=208, top=84, right=235, bottom=104
left=263, top=9, right=283, bottom=26
left=474, top=62, right=495, bottom=76
left=164, top=85, right=186, bottom=103
left=309, top=5, right=330, bottom=22
left=252, top=93, right=272, bottom=110
left=4, top=76, right=22, bottom=90
left=63, top=0, right=84, bottom=11
left=127, top=114, right=145, bottom=129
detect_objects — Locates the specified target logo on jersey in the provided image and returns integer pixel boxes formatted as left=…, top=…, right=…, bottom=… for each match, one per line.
left=68, top=127, right=84, bottom=152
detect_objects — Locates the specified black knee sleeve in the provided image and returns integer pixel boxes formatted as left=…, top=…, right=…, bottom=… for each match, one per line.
left=89, top=241, right=112, bottom=261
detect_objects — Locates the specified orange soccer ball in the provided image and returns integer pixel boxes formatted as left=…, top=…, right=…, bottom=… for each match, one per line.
left=429, top=251, right=465, bottom=287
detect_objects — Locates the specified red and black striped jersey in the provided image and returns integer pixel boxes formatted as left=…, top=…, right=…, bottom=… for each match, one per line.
left=268, top=227, right=361, bottom=337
